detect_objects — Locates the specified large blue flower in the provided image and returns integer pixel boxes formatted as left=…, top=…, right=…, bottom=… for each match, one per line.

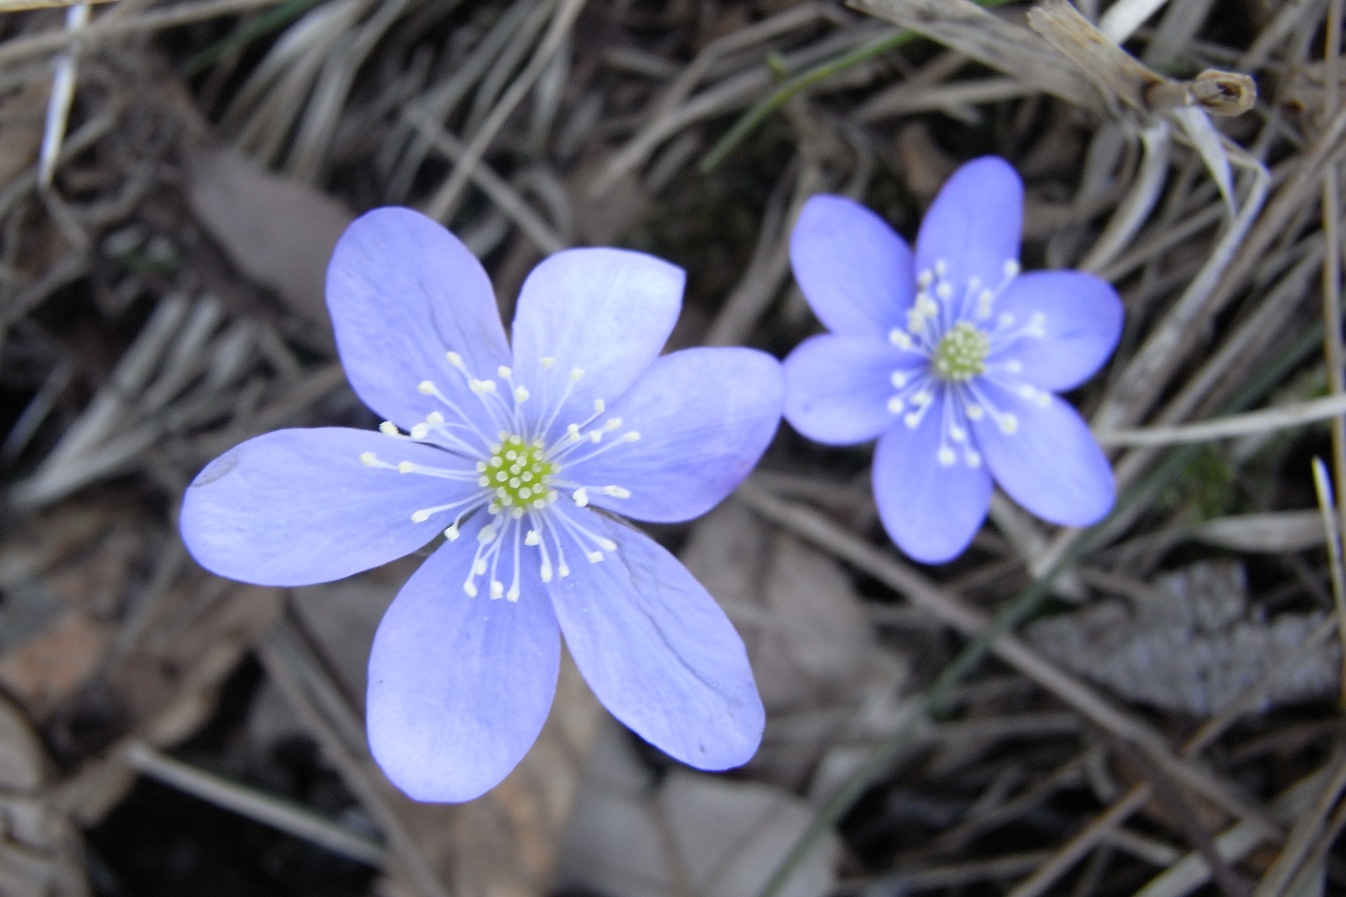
left=784, top=157, right=1122, bottom=563
left=180, top=208, right=782, bottom=801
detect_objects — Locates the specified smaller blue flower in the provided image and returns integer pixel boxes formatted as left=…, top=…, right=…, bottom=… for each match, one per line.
left=180, top=208, right=782, bottom=801
left=784, top=157, right=1123, bottom=563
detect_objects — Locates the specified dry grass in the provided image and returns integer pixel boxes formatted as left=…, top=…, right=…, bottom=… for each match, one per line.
left=1, top=1, right=1344, bottom=895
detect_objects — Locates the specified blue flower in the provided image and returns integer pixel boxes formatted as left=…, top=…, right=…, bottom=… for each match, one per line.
left=180, top=208, right=782, bottom=802
left=783, top=157, right=1122, bottom=563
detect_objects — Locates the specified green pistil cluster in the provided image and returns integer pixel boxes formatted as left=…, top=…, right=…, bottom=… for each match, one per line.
left=931, top=321, right=990, bottom=382
left=478, top=434, right=558, bottom=511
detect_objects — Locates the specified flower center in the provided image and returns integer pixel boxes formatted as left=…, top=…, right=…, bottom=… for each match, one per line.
left=478, top=434, right=558, bottom=511
left=360, top=353, right=641, bottom=602
left=931, top=321, right=989, bottom=382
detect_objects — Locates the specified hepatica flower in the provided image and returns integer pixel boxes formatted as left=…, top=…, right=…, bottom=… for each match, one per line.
left=784, top=157, right=1122, bottom=563
left=180, top=208, right=782, bottom=801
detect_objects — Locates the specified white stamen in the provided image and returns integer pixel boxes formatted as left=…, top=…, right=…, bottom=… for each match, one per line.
left=379, top=421, right=400, bottom=437
left=602, top=486, right=631, bottom=498
left=937, top=446, right=956, bottom=466
left=573, top=487, right=589, bottom=507
left=360, top=451, right=378, bottom=467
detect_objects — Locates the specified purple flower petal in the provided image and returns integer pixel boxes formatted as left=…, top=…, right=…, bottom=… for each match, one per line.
left=367, top=517, right=561, bottom=802
left=992, top=271, right=1124, bottom=391
left=327, top=208, right=511, bottom=429
left=915, top=157, right=1022, bottom=291
left=181, top=428, right=473, bottom=586
left=510, top=248, right=683, bottom=435
left=791, top=195, right=915, bottom=335
left=970, top=381, right=1114, bottom=526
left=548, top=511, right=763, bottom=770
left=873, top=395, right=993, bottom=563
left=783, top=334, right=921, bottom=445
left=566, top=347, right=782, bottom=523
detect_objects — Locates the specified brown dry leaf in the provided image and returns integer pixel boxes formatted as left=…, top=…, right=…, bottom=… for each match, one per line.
left=185, top=144, right=351, bottom=346
left=0, top=501, right=142, bottom=720
left=558, top=721, right=840, bottom=897
left=1025, top=561, right=1339, bottom=715
left=0, top=693, right=90, bottom=897
left=681, top=502, right=908, bottom=789
left=681, top=502, right=899, bottom=714
left=0, top=612, right=111, bottom=722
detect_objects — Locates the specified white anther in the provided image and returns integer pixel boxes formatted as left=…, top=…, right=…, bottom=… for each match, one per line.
left=890, top=329, right=913, bottom=350
left=597, top=537, right=618, bottom=552
left=1006, top=360, right=1023, bottom=374
left=1018, top=384, right=1036, bottom=399
left=949, top=425, right=967, bottom=442
left=397, top=461, right=414, bottom=473
left=603, top=486, right=631, bottom=498
left=966, top=404, right=985, bottom=420
left=360, top=452, right=378, bottom=466
left=464, top=581, right=478, bottom=597
left=917, top=269, right=933, bottom=287
left=557, top=563, right=571, bottom=578
left=540, top=356, right=555, bottom=369
left=470, top=379, right=497, bottom=395
left=966, top=448, right=983, bottom=468
left=891, top=370, right=908, bottom=388
left=903, top=412, right=921, bottom=428
left=411, top=510, right=431, bottom=523
left=445, top=524, right=460, bottom=541
left=490, top=581, right=504, bottom=600
left=589, top=431, right=603, bottom=443
left=887, top=397, right=904, bottom=414
left=446, top=351, right=464, bottom=368
left=1036, top=392, right=1050, bottom=407
left=497, top=365, right=512, bottom=379
left=586, top=551, right=603, bottom=563
left=593, top=399, right=606, bottom=414
left=570, top=367, right=584, bottom=383
left=478, top=526, right=497, bottom=545
left=417, top=380, right=435, bottom=394
left=998, top=312, right=1014, bottom=328
left=573, top=487, right=590, bottom=507
left=506, top=586, right=520, bottom=603
left=603, top=418, right=622, bottom=431
left=427, top=411, right=444, bottom=425
left=934, top=258, right=948, bottom=277
left=999, top=414, right=1019, bottom=434
left=514, top=386, right=529, bottom=402
left=937, top=446, right=956, bottom=466
left=540, top=560, right=553, bottom=583
left=622, top=432, right=640, bottom=442
left=525, top=530, right=541, bottom=546
left=410, top=423, right=429, bottom=440
left=379, top=421, right=400, bottom=437
left=935, top=282, right=953, bottom=300
left=1003, top=259, right=1020, bottom=278
left=968, top=276, right=981, bottom=291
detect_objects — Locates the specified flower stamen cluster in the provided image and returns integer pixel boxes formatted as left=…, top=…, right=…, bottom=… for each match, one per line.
left=360, top=351, right=639, bottom=602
